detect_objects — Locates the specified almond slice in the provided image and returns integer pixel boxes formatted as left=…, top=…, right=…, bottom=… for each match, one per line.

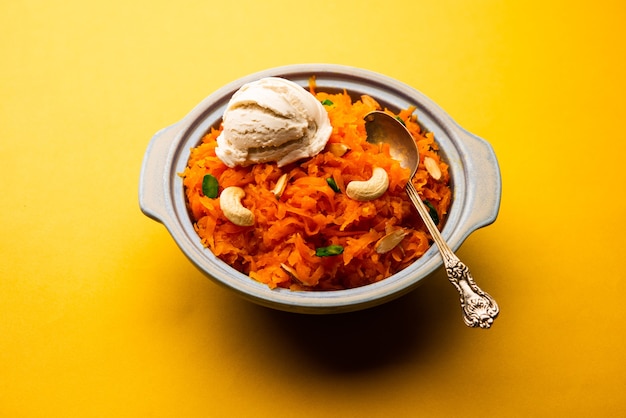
left=375, top=228, right=408, bottom=254
left=280, top=263, right=302, bottom=284
left=272, top=173, right=288, bottom=198
left=424, top=156, right=442, bottom=180
left=327, top=143, right=350, bottom=157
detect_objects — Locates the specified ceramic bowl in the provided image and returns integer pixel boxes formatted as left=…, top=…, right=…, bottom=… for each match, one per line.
left=139, top=63, right=501, bottom=314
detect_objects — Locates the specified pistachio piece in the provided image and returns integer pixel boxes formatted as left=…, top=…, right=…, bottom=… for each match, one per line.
left=375, top=228, right=408, bottom=254
left=424, top=156, right=442, bottom=180
left=345, top=167, right=389, bottom=201
left=220, top=186, right=254, bottom=226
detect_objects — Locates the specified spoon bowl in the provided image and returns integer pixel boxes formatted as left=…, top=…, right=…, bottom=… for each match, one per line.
left=364, top=111, right=419, bottom=177
left=364, top=111, right=500, bottom=329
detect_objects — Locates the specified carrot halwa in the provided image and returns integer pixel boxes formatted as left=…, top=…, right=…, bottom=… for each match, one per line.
left=181, top=81, right=451, bottom=291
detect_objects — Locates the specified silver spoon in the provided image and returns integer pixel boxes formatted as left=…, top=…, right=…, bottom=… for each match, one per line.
left=364, top=111, right=499, bottom=328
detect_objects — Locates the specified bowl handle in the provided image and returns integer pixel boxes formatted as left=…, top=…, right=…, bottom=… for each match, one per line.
left=138, top=124, right=180, bottom=224
left=458, top=128, right=502, bottom=234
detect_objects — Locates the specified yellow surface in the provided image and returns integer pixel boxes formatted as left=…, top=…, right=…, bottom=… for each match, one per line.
left=2, top=0, right=625, bottom=416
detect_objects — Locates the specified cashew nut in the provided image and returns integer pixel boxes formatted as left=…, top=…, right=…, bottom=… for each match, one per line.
left=220, top=186, right=255, bottom=226
left=345, top=167, right=389, bottom=201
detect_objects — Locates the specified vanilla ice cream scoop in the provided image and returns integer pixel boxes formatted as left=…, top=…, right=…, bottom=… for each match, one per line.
left=215, top=77, right=332, bottom=167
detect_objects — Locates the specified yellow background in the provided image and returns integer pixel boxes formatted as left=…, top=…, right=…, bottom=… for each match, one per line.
left=2, top=1, right=625, bottom=416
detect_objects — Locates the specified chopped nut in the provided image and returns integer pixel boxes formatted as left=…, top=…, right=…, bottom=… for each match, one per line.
left=327, top=143, right=350, bottom=157
left=220, top=186, right=255, bottom=226
left=280, top=263, right=301, bottom=283
left=272, top=173, right=288, bottom=198
left=424, top=156, right=442, bottom=180
left=346, top=167, right=389, bottom=201
left=375, top=228, right=408, bottom=254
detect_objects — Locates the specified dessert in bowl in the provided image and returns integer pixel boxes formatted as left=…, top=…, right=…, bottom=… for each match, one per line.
left=139, top=64, right=501, bottom=314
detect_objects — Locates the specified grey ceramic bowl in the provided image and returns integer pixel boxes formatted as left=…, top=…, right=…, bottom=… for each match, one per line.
left=139, top=64, right=501, bottom=314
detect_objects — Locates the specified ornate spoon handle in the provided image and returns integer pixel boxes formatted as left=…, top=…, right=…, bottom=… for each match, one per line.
left=406, top=182, right=499, bottom=328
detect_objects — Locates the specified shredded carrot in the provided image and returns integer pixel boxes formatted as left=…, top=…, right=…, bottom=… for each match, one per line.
left=181, top=82, right=452, bottom=291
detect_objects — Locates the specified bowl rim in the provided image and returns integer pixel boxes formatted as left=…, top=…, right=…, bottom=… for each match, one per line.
left=139, top=63, right=501, bottom=314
